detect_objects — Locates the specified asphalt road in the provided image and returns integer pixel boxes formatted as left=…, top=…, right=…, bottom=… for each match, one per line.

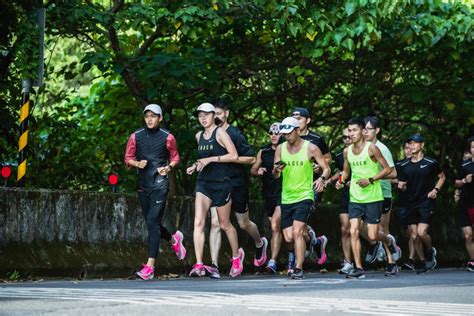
left=1, top=268, right=473, bottom=315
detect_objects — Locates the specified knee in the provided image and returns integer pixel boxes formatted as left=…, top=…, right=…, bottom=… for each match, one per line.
left=210, top=217, right=220, bottom=230
left=237, top=217, right=250, bottom=230
left=367, top=231, right=377, bottom=242
left=219, top=219, right=233, bottom=232
left=464, top=231, right=472, bottom=241
left=350, top=227, right=359, bottom=238
left=410, top=231, right=418, bottom=240
left=271, top=219, right=281, bottom=233
left=283, top=231, right=294, bottom=243
left=341, top=225, right=350, bottom=237
left=194, top=218, right=206, bottom=231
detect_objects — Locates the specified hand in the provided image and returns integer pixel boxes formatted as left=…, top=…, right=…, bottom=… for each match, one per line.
left=274, top=163, right=286, bottom=173
left=357, top=178, right=370, bottom=188
left=397, top=181, right=407, bottom=191
left=313, top=178, right=325, bottom=192
left=136, top=160, right=148, bottom=169
left=465, top=174, right=473, bottom=183
left=323, top=179, right=332, bottom=187
left=312, top=163, right=321, bottom=173
left=335, top=180, right=344, bottom=190
left=186, top=164, right=197, bottom=175
left=196, top=158, right=212, bottom=172
left=346, top=181, right=351, bottom=188
left=427, top=189, right=438, bottom=199
left=454, top=189, right=460, bottom=203
left=257, top=167, right=267, bottom=175
left=157, top=165, right=172, bottom=176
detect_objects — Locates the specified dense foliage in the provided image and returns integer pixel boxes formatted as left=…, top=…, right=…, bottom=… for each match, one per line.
left=1, top=1, right=473, bottom=203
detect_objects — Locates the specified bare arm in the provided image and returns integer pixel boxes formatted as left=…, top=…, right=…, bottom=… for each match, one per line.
left=455, top=173, right=473, bottom=188
left=428, top=171, right=446, bottom=199
left=250, top=150, right=264, bottom=176
left=370, top=144, right=391, bottom=181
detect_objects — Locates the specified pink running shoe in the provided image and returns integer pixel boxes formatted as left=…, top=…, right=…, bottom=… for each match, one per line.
left=189, top=263, right=206, bottom=277
left=254, top=237, right=268, bottom=267
left=136, top=264, right=154, bottom=280
left=229, top=248, right=245, bottom=277
left=171, top=230, right=186, bottom=260
left=316, top=235, right=328, bottom=265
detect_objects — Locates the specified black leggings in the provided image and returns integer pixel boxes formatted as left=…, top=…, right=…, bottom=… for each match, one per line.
left=138, top=189, right=172, bottom=258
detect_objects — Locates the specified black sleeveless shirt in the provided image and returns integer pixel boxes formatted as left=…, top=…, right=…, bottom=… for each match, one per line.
left=197, top=127, right=229, bottom=182
left=260, top=144, right=281, bottom=199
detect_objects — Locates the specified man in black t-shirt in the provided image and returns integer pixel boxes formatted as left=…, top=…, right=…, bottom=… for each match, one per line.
left=398, top=134, right=446, bottom=273
left=393, top=141, right=416, bottom=270
left=454, top=136, right=474, bottom=272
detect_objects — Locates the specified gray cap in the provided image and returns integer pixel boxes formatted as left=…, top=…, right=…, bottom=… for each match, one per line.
left=143, top=104, right=162, bottom=116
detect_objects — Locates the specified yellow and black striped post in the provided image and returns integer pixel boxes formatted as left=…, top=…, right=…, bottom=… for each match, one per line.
left=17, top=79, right=31, bottom=187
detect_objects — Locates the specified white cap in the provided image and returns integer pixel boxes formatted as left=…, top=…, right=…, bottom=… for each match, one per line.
left=268, top=122, right=280, bottom=134
left=143, top=104, right=162, bottom=116
left=279, top=117, right=300, bottom=134
left=194, top=103, right=216, bottom=116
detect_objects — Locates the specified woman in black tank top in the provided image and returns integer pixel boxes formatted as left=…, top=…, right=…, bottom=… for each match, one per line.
left=186, top=103, right=245, bottom=277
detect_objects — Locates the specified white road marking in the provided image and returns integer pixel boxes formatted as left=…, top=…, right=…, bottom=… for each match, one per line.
left=0, top=287, right=473, bottom=315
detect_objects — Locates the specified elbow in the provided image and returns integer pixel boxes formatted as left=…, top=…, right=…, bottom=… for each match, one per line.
left=229, top=153, right=238, bottom=161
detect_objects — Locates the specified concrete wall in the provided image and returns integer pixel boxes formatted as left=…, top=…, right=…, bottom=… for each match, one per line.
left=0, top=188, right=467, bottom=278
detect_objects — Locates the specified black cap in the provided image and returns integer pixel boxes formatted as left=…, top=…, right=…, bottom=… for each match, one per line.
left=292, top=107, right=310, bottom=118
left=407, top=134, right=424, bottom=143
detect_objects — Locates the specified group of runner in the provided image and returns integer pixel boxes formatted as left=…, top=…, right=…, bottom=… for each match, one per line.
left=125, top=103, right=474, bottom=280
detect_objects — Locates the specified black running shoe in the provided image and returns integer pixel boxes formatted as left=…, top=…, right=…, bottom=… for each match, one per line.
left=402, top=259, right=416, bottom=271
left=291, top=268, right=304, bottom=280
left=346, top=268, right=366, bottom=279
left=365, top=241, right=382, bottom=264
left=416, top=261, right=429, bottom=274
left=385, top=263, right=398, bottom=277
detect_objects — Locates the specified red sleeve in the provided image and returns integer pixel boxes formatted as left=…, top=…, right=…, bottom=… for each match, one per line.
left=124, top=133, right=136, bottom=166
left=166, top=133, right=180, bottom=165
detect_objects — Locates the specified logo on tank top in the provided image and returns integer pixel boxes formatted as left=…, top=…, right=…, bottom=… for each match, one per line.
left=198, top=144, right=214, bottom=151
left=350, top=160, right=368, bottom=167
left=286, top=160, right=304, bottom=166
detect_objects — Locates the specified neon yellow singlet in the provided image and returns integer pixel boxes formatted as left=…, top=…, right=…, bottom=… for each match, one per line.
left=281, top=140, right=314, bottom=204
left=347, top=142, right=383, bottom=203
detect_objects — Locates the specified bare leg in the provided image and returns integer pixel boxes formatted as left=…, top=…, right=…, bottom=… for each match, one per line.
left=269, top=206, right=282, bottom=261
left=339, top=213, right=351, bottom=262
left=293, top=221, right=308, bottom=270
left=209, top=207, right=222, bottom=265
left=216, top=201, right=239, bottom=258
left=463, top=226, right=474, bottom=260
left=350, top=218, right=363, bottom=268
left=193, top=193, right=212, bottom=263
left=235, top=211, right=263, bottom=246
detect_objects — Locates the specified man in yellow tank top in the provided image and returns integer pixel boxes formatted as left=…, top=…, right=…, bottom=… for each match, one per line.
left=273, top=117, right=330, bottom=279
left=336, top=118, right=401, bottom=279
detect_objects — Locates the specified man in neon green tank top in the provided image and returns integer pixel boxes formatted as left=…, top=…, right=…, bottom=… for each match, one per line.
left=273, top=117, right=330, bottom=280
left=336, top=118, right=400, bottom=279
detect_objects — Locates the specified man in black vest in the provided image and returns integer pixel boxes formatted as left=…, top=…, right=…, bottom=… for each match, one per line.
left=125, top=104, right=186, bottom=280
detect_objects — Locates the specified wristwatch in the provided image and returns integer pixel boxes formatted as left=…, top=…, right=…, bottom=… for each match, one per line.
left=368, top=177, right=375, bottom=184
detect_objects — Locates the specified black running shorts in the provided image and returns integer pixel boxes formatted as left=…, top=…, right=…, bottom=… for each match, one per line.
left=195, top=180, right=231, bottom=207
left=381, top=197, right=393, bottom=215
left=281, top=199, right=314, bottom=229
left=348, top=200, right=383, bottom=224
left=406, top=198, right=434, bottom=225
left=264, top=197, right=281, bottom=217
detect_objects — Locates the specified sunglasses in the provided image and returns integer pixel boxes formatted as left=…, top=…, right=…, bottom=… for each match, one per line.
left=342, top=136, right=350, bottom=140
left=268, top=132, right=279, bottom=136
left=280, top=124, right=297, bottom=130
